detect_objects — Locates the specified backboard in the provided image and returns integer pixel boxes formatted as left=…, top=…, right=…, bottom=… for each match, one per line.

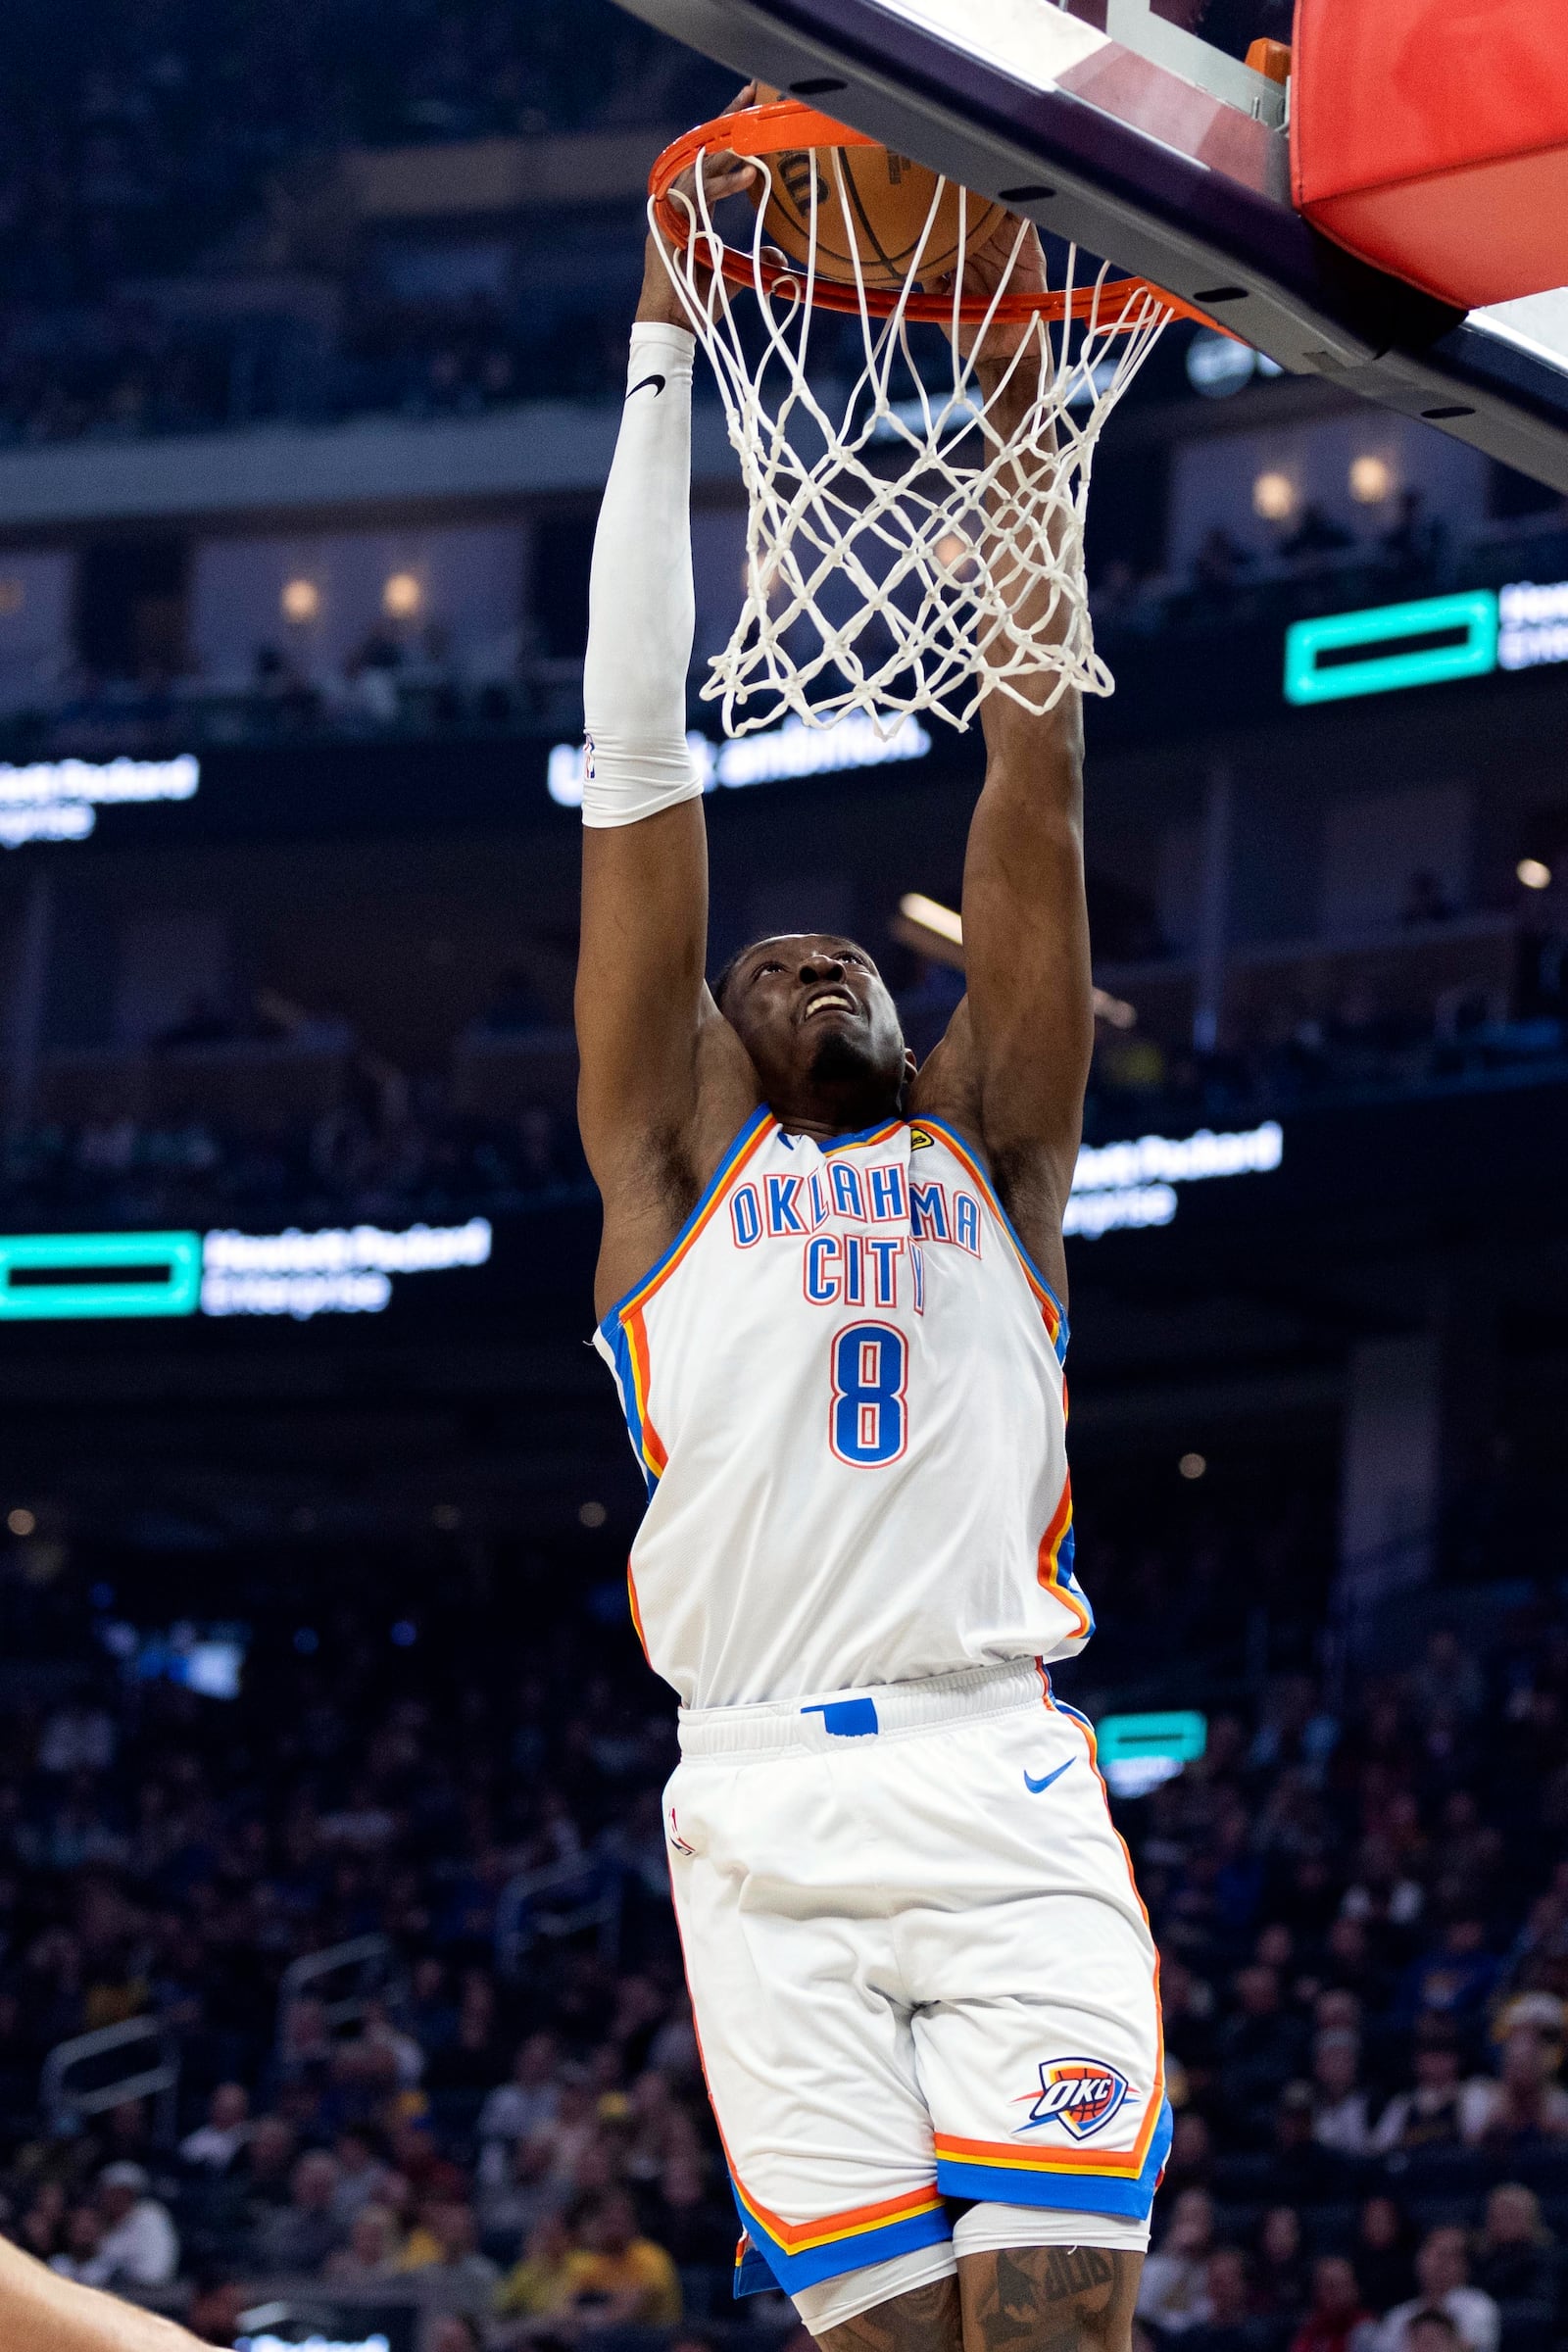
left=611, top=0, right=1568, bottom=493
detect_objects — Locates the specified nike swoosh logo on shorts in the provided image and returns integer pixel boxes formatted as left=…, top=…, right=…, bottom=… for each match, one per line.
left=1023, top=1759, right=1075, bottom=1795
left=626, top=372, right=666, bottom=400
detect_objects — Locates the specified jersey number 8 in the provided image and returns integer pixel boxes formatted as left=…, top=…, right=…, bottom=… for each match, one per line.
left=830, top=1322, right=907, bottom=1467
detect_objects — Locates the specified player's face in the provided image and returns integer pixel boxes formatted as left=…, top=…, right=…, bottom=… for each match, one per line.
left=724, top=934, right=909, bottom=1116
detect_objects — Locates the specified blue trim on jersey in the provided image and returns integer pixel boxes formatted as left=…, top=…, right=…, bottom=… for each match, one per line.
left=728, top=2188, right=954, bottom=2298
left=733, top=2236, right=780, bottom=2298
left=1054, top=1696, right=1098, bottom=1739
left=604, top=1317, right=658, bottom=1501
left=935, top=2097, right=1172, bottom=2220
left=1054, top=1524, right=1089, bottom=1619
left=915, top=1116, right=1070, bottom=1360
left=594, top=1104, right=773, bottom=1347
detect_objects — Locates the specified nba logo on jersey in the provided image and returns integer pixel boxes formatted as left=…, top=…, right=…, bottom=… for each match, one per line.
left=1021, top=2058, right=1132, bottom=2140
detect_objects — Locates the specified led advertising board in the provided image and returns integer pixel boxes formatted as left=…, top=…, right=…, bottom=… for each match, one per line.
left=548, top=710, right=932, bottom=806
left=0, top=1220, right=491, bottom=1322
left=0, top=756, right=198, bottom=848
left=1065, top=1121, right=1283, bottom=1237
left=1285, top=580, right=1568, bottom=706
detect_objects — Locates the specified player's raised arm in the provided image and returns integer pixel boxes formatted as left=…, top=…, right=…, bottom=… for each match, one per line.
left=916, top=222, right=1095, bottom=1292
left=574, top=133, right=760, bottom=1315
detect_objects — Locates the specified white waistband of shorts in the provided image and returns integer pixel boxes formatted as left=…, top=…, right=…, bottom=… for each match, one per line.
left=677, top=1658, right=1047, bottom=1757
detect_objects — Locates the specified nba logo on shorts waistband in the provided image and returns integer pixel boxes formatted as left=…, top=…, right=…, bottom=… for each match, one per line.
left=1019, top=2058, right=1133, bottom=2140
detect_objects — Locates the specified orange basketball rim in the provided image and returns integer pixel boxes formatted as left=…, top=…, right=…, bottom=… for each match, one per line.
left=650, top=98, right=1226, bottom=333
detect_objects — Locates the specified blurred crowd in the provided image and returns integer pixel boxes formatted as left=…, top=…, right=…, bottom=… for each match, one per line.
left=0, top=0, right=720, bottom=447
left=0, top=1096, right=586, bottom=1238
left=0, top=1506, right=1567, bottom=2348
left=0, top=0, right=695, bottom=301
left=1127, top=1594, right=1568, bottom=2352
left=1083, top=988, right=1568, bottom=1145
left=0, top=1557, right=735, bottom=2341
left=0, top=268, right=641, bottom=448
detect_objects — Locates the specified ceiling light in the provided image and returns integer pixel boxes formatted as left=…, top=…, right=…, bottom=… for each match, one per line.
left=1348, top=454, right=1396, bottom=504
left=1518, top=858, right=1552, bottom=891
left=895, top=893, right=1137, bottom=1029
left=1178, top=1452, right=1207, bottom=1480
left=899, top=891, right=963, bottom=946
left=383, top=570, right=422, bottom=618
left=280, top=577, right=319, bottom=623
left=1252, top=470, right=1297, bottom=521
left=7, top=1506, right=35, bottom=1537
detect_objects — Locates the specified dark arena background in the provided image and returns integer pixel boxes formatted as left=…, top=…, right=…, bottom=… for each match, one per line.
left=2, top=3, right=1568, bottom=2349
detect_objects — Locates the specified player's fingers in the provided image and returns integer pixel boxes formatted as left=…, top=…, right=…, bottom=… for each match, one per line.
left=697, top=147, right=757, bottom=193
left=1008, top=217, right=1050, bottom=273
left=978, top=209, right=1047, bottom=286
left=669, top=152, right=757, bottom=220
left=702, top=84, right=760, bottom=190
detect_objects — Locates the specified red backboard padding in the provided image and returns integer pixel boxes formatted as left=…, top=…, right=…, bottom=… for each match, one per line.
left=1292, top=0, right=1568, bottom=310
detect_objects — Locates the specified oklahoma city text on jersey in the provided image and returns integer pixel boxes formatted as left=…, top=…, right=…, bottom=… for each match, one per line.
left=594, top=1109, right=1090, bottom=1711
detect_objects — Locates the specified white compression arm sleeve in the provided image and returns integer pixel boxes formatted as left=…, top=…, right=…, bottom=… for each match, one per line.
left=580, top=321, right=705, bottom=828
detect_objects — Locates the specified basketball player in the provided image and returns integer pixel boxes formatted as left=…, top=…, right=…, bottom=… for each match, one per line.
left=576, top=105, right=1164, bottom=2352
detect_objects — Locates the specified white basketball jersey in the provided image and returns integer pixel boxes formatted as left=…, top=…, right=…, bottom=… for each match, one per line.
left=593, top=1110, right=1091, bottom=1708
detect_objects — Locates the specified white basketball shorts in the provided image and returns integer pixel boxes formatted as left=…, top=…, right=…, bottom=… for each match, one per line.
left=663, top=1658, right=1169, bottom=2300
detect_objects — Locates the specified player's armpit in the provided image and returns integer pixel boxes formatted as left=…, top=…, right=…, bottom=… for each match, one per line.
left=957, top=2244, right=1143, bottom=2352
left=576, top=797, right=710, bottom=1165
left=576, top=811, right=759, bottom=1317
left=959, top=710, right=1094, bottom=1166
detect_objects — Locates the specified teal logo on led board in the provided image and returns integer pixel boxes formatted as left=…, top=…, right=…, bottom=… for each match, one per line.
left=0, top=1217, right=493, bottom=1321
left=1285, top=591, right=1499, bottom=706
left=0, top=1231, right=201, bottom=1319
left=1097, top=1710, right=1208, bottom=1798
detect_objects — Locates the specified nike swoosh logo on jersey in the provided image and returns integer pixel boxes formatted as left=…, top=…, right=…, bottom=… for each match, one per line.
left=626, top=372, right=666, bottom=401
left=1024, top=1759, right=1075, bottom=1794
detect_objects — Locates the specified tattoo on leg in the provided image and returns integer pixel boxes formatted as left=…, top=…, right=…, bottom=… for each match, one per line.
left=959, top=2245, right=1142, bottom=2352
left=818, top=2275, right=964, bottom=2352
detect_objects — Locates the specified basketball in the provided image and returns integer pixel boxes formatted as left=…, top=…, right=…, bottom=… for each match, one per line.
left=747, top=86, right=1005, bottom=291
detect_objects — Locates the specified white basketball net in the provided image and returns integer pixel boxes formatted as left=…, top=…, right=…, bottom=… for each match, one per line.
left=653, top=149, right=1178, bottom=737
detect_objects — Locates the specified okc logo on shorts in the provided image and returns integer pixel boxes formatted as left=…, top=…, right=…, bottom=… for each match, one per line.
left=1017, top=2058, right=1133, bottom=2140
